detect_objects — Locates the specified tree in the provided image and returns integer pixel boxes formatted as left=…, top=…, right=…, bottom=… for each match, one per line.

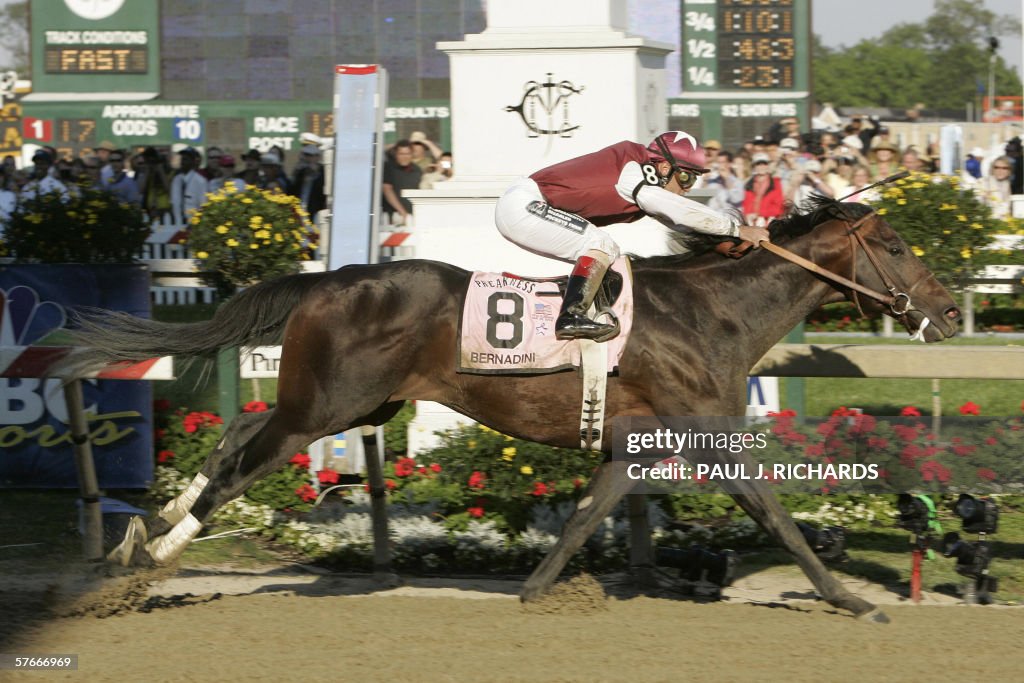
left=813, top=0, right=1022, bottom=111
left=0, top=1, right=28, bottom=76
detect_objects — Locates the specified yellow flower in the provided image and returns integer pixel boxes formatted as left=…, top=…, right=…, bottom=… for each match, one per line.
left=249, top=243, right=259, bottom=249
left=956, top=215, right=967, bottom=222
left=502, top=446, right=516, bottom=461
left=254, top=229, right=270, bottom=239
left=478, top=425, right=496, bottom=434
left=274, top=233, right=283, bottom=242
left=241, top=197, right=253, bottom=204
left=197, top=251, right=209, bottom=259
left=896, top=199, right=906, bottom=205
left=939, top=203, right=956, bottom=211
left=970, top=223, right=983, bottom=230
left=960, top=247, right=972, bottom=259
left=911, top=246, right=925, bottom=256
left=467, top=440, right=476, bottom=449
left=226, top=238, right=239, bottom=247
left=216, top=225, right=229, bottom=234
left=250, top=215, right=263, bottom=226
left=877, top=208, right=887, bottom=216
left=520, top=465, right=533, bottom=475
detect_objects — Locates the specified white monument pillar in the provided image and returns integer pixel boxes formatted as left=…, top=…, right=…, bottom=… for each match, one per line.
left=405, top=0, right=674, bottom=454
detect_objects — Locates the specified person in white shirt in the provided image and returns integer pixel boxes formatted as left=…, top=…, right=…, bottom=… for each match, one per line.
left=170, top=147, right=209, bottom=225
left=20, top=150, right=69, bottom=202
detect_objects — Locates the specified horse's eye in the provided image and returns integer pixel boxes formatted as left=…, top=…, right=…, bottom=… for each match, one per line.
left=889, top=245, right=903, bottom=256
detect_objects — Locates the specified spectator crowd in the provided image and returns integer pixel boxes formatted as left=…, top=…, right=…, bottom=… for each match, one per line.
left=693, top=114, right=1022, bottom=224
left=0, top=140, right=329, bottom=238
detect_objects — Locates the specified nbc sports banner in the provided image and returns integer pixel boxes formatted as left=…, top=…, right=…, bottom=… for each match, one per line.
left=0, top=264, right=153, bottom=488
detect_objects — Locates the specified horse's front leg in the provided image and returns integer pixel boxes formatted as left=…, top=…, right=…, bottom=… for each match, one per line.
left=521, top=458, right=637, bottom=601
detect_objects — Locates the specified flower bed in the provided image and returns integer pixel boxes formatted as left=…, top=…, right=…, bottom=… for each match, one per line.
left=151, top=398, right=1024, bottom=573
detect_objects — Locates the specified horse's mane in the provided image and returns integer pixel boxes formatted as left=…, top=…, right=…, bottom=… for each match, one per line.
left=633, top=196, right=873, bottom=268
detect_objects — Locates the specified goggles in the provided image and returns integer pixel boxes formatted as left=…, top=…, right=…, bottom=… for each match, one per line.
left=674, top=166, right=699, bottom=189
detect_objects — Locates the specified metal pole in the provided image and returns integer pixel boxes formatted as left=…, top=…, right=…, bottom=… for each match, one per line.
left=361, top=424, right=395, bottom=583
left=63, top=380, right=104, bottom=561
left=217, top=346, right=240, bottom=423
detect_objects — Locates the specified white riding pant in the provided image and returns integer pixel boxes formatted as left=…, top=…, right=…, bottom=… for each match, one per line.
left=494, top=177, right=621, bottom=263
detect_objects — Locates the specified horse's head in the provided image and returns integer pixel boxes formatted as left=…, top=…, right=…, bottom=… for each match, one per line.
left=805, top=200, right=960, bottom=342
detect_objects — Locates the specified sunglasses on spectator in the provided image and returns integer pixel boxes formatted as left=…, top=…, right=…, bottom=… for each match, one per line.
left=992, top=165, right=1011, bottom=170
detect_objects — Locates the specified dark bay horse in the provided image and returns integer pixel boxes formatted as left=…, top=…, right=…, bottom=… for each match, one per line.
left=64, top=198, right=960, bottom=621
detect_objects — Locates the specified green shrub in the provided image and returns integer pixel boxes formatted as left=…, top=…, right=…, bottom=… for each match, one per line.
left=1, top=187, right=149, bottom=262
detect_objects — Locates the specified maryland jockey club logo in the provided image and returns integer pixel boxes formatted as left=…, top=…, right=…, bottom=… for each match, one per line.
left=0, top=285, right=67, bottom=345
left=505, top=73, right=585, bottom=138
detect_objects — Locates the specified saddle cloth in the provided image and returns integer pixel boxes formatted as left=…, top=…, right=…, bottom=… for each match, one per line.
left=457, top=257, right=633, bottom=375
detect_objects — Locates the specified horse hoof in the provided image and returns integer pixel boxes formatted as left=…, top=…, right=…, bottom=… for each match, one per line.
left=106, top=515, right=148, bottom=567
left=857, top=608, right=890, bottom=625
left=520, top=582, right=547, bottom=603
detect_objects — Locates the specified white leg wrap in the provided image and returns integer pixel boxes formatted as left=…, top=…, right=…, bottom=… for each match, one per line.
left=146, top=513, right=202, bottom=565
left=159, top=473, right=209, bottom=525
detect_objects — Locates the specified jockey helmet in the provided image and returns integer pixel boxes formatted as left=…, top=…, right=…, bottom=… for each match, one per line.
left=647, top=131, right=710, bottom=174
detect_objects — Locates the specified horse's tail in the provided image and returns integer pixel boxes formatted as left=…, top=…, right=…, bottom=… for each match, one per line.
left=59, top=271, right=330, bottom=378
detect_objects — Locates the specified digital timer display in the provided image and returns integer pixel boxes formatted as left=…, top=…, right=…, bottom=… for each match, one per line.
left=682, top=0, right=806, bottom=93
left=718, top=5, right=795, bottom=89
left=44, top=47, right=147, bottom=74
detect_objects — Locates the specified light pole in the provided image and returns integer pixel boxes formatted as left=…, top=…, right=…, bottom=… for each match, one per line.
left=987, top=36, right=999, bottom=121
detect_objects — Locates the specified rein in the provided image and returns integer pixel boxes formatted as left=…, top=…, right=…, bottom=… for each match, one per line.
left=762, top=210, right=922, bottom=322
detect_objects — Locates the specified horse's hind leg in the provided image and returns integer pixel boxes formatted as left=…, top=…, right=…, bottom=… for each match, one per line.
left=141, top=401, right=404, bottom=566
left=107, top=411, right=273, bottom=566
left=731, top=491, right=888, bottom=622
left=521, top=459, right=637, bottom=601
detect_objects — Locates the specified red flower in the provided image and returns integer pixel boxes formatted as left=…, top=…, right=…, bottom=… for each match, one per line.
left=920, top=461, right=951, bottom=483
left=977, top=468, right=997, bottom=481
left=184, top=423, right=198, bottom=434
left=385, top=479, right=396, bottom=490
left=429, top=463, right=442, bottom=473
left=959, top=401, right=981, bottom=416
left=984, top=436, right=998, bottom=446
left=317, top=469, right=340, bottom=485
left=416, top=466, right=428, bottom=475
left=153, top=399, right=171, bottom=412
left=900, top=406, right=921, bottom=417
left=290, top=453, right=311, bottom=468
left=154, top=428, right=166, bottom=441
left=243, top=400, right=269, bottom=413
left=467, top=506, right=485, bottom=518
left=157, top=449, right=175, bottom=463
left=394, top=457, right=416, bottom=478
left=295, top=484, right=317, bottom=502
left=573, top=478, right=583, bottom=489
left=468, top=471, right=487, bottom=490
left=953, top=444, right=977, bottom=457
left=531, top=481, right=551, bottom=496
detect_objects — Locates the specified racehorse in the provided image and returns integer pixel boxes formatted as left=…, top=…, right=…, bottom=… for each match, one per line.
left=63, top=197, right=960, bottom=622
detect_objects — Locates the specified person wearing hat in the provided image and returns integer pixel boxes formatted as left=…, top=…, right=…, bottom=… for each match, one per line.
left=21, top=149, right=69, bottom=202
left=495, top=131, right=770, bottom=340
left=210, top=154, right=245, bottom=193
left=790, top=158, right=834, bottom=208
left=96, top=140, right=117, bottom=183
left=964, top=147, right=985, bottom=180
left=869, top=140, right=899, bottom=181
left=236, top=149, right=262, bottom=186
left=258, top=152, right=287, bottom=192
left=170, top=147, right=209, bottom=225
left=742, top=153, right=784, bottom=226
left=288, top=144, right=325, bottom=215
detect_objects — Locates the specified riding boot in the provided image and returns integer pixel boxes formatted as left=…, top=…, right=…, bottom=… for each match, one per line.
left=555, top=254, right=617, bottom=341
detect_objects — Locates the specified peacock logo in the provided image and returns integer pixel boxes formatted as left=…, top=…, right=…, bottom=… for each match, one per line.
left=0, top=285, right=67, bottom=346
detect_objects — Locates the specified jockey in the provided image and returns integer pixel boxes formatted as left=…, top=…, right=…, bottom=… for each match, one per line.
left=495, top=131, right=771, bottom=341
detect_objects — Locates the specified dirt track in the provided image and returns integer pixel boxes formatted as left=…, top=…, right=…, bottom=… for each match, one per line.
left=3, top=565, right=1024, bottom=683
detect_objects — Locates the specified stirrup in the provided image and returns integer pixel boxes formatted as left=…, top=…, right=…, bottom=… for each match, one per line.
left=555, top=313, right=619, bottom=342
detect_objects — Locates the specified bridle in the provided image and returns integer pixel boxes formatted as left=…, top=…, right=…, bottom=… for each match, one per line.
left=761, top=209, right=930, bottom=333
